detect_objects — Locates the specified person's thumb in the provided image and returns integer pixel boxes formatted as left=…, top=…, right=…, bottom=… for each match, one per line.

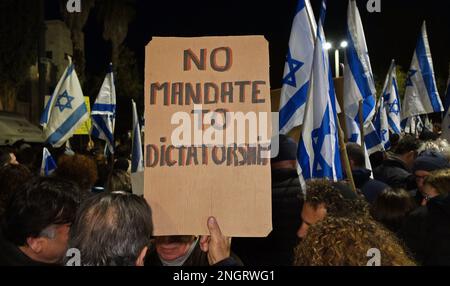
left=207, top=216, right=222, bottom=238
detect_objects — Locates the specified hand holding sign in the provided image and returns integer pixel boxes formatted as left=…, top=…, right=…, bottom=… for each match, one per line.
left=199, top=217, right=232, bottom=265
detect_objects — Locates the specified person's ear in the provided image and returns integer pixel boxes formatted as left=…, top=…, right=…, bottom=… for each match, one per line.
left=26, top=237, right=45, bottom=254
left=135, top=246, right=148, bottom=266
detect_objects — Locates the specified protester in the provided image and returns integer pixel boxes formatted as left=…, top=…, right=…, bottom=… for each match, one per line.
left=67, top=191, right=153, bottom=266
left=232, top=135, right=303, bottom=266
left=374, top=135, right=421, bottom=190
left=411, top=150, right=450, bottom=205
left=146, top=217, right=242, bottom=266
left=0, top=148, right=19, bottom=167
left=296, top=179, right=369, bottom=239
left=0, top=177, right=87, bottom=266
left=346, top=143, right=388, bottom=204
left=55, top=154, right=98, bottom=192
left=401, top=169, right=450, bottom=265
left=293, top=216, right=416, bottom=266
left=370, top=188, right=416, bottom=234
left=0, top=164, right=32, bottom=217
left=106, top=169, right=132, bottom=193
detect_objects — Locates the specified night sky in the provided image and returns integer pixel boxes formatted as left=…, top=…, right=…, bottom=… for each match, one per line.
left=45, top=0, right=450, bottom=90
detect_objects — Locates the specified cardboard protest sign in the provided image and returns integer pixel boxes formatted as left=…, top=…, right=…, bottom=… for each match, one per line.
left=144, top=36, right=272, bottom=237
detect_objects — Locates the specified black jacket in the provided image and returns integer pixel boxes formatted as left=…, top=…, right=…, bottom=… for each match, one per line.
left=352, top=168, right=388, bottom=204
left=373, top=156, right=415, bottom=190
left=0, top=231, right=57, bottom=266
left=231, top=168, right=303, bottom=266
left=400, top=195, right=450, bottom=266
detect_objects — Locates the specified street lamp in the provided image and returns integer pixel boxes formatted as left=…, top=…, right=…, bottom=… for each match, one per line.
left=334, top=41, right=348, bottom=77
left=323, top=42, right=332, bottom=51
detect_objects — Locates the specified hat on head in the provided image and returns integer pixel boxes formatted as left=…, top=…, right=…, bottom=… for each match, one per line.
left=271, top=135, right=298, bottom=163
left=413, top=150, right=450, bottom=173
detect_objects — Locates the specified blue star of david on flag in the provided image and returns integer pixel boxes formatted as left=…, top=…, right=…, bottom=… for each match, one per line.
left=55, top=90, right=74, bottom=112
left=282, top=48, right=304, bottom=88
left=388, top=98, right=400, bottom=115
left=380, top=129, right=388, bottom=142
left=311, top=109, right=332, bottom=177
left=406, top=69, right=417, bottom=87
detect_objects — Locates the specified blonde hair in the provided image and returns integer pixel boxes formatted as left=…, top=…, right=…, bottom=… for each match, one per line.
left=293, top=216, right=416, bottom=266
left=424, top=169, right=450, bottom=196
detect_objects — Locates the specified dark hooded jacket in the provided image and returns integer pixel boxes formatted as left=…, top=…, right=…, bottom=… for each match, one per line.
left=400, top=195, right=450, bottom=265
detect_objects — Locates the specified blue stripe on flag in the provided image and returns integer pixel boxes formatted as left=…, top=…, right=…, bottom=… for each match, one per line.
left=92, top=103, right=116, bottom=113
left=365, top=131, right=381, bottom=150
left=416, top=34, right=441, bottom=112
left=279, top=82, right=310, bottom=130
left=91, top=125, right=100, bottom=138
left=91, top=115, right=114, bottom=144
left=346, top=32, right=375, bottom=120
left=388, top=117, right=401, bottom=134
left=46, top=103, right=88, bottom=146
left=296, top=0, right=306, bottom=12
left=297, top=140, right=311, bottom=180
left=131, top=124, right=142, bottom=173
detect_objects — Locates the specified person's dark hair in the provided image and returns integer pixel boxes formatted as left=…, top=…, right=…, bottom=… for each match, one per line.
left=393, top=135, right=421, bottom=156
left=16, top=146, right=42, bottom=174
left=346, top=143, right=365, bottom=168
left=107, top=169, right=132, bottom=193
left=0, top=148, right=12, bottom=167
left=419, top=129, right=439, bottom=141
left=305, top=179, right=369, bottom=218
left=370, top=188, right=416, bottom=232
left=68, top=192, right=153, bottom=266
left=113, top=158, right=130, bottom=172
left=55, top=154, right=98, bottom=190
left=0, top=164, right=32, bottom=216
left=1, top=177, right=86, bottom=246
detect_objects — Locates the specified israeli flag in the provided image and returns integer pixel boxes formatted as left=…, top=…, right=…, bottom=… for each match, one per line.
left=40, top=59, right=88, bottom=147
left=297, top=0, right=343, bottom=189
left=373, top=97, right=390, bottom=150
left=131, top=100, right=144, bottom=173
left=91, top=63, right=116, bottom=154
left=343, top=0, right=377, bottom=144
left=279, top=0, right=317, bottom=135
left=40, top=147, right=57, bottom=176
left=382, top=60, right=401, bottom=134
left=441, top=70, right=450, bottom=142
left=402, top=21, right=443, bottom=120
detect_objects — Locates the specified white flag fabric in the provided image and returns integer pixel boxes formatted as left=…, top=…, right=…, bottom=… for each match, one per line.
left=441, top=70, right=450, bottom=141
left=402, top=21, right=443, bottom=120
left=279, top=0, right=317, bottom=135
left=91, top=63, right=116, bottom=154
left=373, top=97, right=390, bottom=150
left=40, top=147, right=57, bottom=176
left=343, top=0, right=383, bottom=160
left=131, top=100, right=144, bottom=173
left=382, top=60, right=401, bottom=134
left=297, top=0, right=342, bottom=189
left=40, top=60, right=88, bottom=147
left=343, top=0, right=377, bottom=144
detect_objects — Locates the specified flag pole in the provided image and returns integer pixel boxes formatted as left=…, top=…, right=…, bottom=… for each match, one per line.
left=337, top=116, right=357, bottom=193
left=359, top=101, right=365, bottom=149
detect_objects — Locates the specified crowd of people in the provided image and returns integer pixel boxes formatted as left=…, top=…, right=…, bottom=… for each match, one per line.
left=1, top=129, right=450, bottom=266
